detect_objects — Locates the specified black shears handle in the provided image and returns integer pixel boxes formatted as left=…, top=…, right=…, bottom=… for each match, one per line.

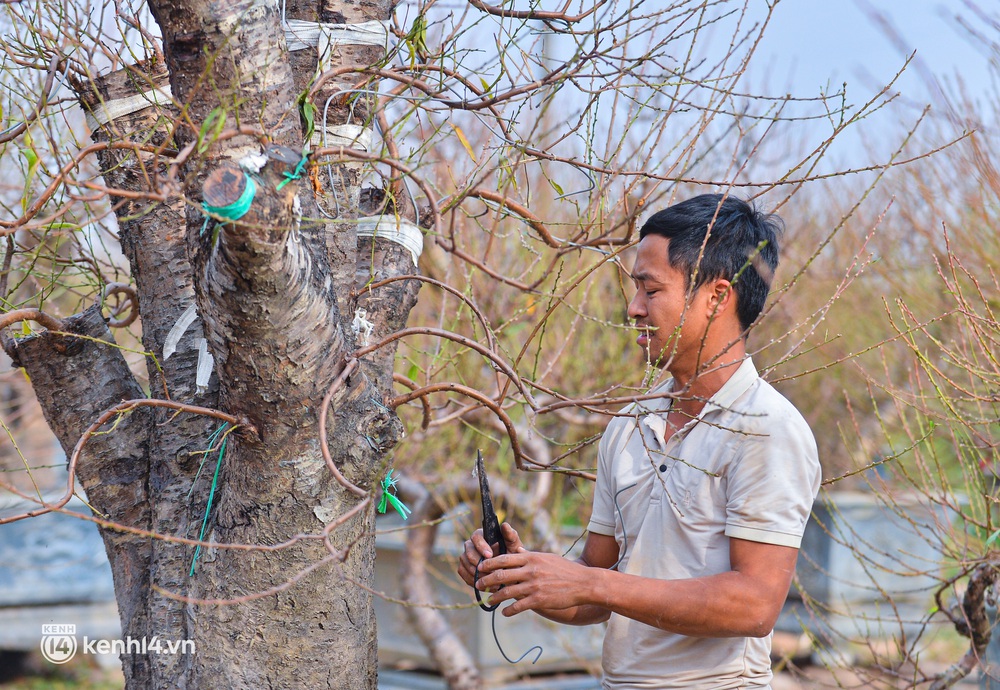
left=474, top=449, right=506, bottom=612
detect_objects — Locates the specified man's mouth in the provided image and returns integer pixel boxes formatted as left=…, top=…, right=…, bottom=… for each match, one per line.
left=634, top=324, right=656, bottom=346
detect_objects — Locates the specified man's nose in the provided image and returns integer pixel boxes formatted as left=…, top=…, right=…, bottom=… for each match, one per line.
left=627, top=293, right=645, bottom=320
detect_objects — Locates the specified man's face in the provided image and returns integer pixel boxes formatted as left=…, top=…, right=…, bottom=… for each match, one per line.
left=626, top=235, right=712, bottom=369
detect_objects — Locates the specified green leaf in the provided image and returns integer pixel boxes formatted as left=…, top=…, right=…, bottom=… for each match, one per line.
left=301, top=98, right=317, bottom=142
left=479, top=77, right=491, bottom=94
left=986, top=529, right=1000, bottom=549
left=407, top=14, right=428, bottom=52
left=407, top=363, right=420, bottom=381
left=19, top=131, right=39, bottom=213
left=404, top=13, right=428, bottom=66
left=548, top=179, right=564, bottom=196
left=197, top=107, right=226, bottom=154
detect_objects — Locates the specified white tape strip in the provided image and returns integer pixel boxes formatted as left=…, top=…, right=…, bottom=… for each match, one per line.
left=355, top=215, right=424, bottom=267
left=310, top=124, right=375, bottom=153
left=195, top=338, right=215, bottom=395
left=84, top=84, right=173, bottom=131
left=163, top=304, right=198, bottom=360
left=284, top=19, right=391, bottom=52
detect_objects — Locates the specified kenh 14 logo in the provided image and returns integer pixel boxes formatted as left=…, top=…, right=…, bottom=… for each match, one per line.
left=40, top=624, right=78, bottom=664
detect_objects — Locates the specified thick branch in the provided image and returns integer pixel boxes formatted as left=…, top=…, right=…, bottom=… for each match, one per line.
left=194, top=158, right=347, bottom=435
left=74, top=60, right=210, bottom=403
left=2, top=307, right=149, bottom=494
left=146, top=0, right=299, bottom=152
left=929, top=562, right=999, bottom=689
left=1, top=305, right=153, bottom=681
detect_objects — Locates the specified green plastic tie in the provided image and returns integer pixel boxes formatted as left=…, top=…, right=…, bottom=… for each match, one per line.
left=190, top=423, right=229, bottom=576
left=378, top=470, right=411, bottom=520
left=200, top=176, right=257, bottom=235
left=275, top=152, right=310, bottom=191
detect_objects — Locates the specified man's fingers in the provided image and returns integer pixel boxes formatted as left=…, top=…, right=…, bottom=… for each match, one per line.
left=461, top=546, right=482, bottom=583
left=475, top=554, right=528, bottom=590
left=500, top=522, right=524, bottom=552
left=470, top=530, right=494, bottom=558
left=457, top=529, right=493, bottom=587
left=502, top=600, right=525, bottom=617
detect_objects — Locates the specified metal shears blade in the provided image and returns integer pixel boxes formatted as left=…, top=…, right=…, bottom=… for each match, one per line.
left=475, top=449, right=505, bottom=611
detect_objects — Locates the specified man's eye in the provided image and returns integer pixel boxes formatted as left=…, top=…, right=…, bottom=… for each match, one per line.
left=646, top=290, right=657, bottom=297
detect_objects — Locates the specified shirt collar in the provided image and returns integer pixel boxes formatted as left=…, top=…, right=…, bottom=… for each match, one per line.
left=700, top=356, right=759, bottom=417
left=638, top=357, right=759, bottom=446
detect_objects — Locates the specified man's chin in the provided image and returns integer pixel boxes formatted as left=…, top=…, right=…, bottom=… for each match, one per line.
left=636, top=344, right=668, bottom=368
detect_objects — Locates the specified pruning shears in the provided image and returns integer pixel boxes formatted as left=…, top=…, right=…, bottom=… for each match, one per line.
left=475, top=449, right=506, bottom=612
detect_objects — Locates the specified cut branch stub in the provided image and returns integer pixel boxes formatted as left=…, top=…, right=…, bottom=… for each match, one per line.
left=201, top=147, right=306, bottom=238
left=203, top=166, right=251, bottom=214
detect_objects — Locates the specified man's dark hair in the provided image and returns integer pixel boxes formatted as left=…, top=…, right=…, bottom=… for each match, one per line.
left=639, top=193, right=783, bottom=332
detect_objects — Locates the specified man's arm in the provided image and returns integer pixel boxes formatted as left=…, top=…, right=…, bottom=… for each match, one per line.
left=475, top=536, right=798, bottom=638
left=457, top=524, right=620, bottom=626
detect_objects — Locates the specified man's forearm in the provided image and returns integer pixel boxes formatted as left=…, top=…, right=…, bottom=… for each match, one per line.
left=579, top=541, right=798, bottom=638
left=588, top=568, right=775, bottom=637
left=535, top=602, right=611, bottom=626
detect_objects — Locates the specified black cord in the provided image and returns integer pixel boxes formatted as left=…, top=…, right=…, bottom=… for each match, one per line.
left=491, top=606, right=543, bottom=664
left=475, top=555, right=542, bottom=663
left=474, top=556, right=500, bottom=612
left=609, top=482, right=637, bottom=571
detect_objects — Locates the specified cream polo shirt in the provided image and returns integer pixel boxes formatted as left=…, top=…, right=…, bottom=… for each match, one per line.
left=587, top=357, right=821, bottom=690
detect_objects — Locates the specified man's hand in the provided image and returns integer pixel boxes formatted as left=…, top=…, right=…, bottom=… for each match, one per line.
left=457, top=522, right=525, bottom=589
left=458, top=529, right=618, bottom=625
left=472, top=550, right=600, bottom=617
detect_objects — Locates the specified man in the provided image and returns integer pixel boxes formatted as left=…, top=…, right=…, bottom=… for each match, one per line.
left=457, top=193, right=821, bottom=689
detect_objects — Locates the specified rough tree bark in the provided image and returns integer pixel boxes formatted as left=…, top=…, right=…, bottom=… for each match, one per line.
left=2, top=0, right=420, bottom=687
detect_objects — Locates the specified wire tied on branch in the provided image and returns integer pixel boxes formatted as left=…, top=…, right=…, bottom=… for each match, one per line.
left=189, top=422, right=232, bottom=576
left=377, top=470, right=410, bottom=519
left=275, top=152, right=310, bottom=190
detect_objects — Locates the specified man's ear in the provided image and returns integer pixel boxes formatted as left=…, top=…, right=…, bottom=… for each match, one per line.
left=706, top=279, right=734, bottom=313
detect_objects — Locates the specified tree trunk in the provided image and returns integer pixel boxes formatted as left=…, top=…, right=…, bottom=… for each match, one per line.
left=3, top=0, right=418, bottom=687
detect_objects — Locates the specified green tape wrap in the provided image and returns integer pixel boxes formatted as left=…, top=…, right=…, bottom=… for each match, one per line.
left=201, top=175, right=256, bottom=234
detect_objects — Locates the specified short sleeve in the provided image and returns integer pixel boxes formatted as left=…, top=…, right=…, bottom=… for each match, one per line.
left=587, top=419, right=619, bottom=537
left=724, top=406, right=821, bottom=548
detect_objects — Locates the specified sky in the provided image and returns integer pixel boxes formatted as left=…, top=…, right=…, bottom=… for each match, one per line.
left=758, top=1, right=990, bottom=96
left=750, top=0, right=995, bottom=145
